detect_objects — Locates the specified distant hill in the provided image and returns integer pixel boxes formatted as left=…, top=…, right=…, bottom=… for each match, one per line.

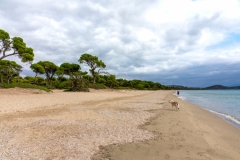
left=168, top=85, right=201, bottom=90
left=204, top=85, right=229, bottom=89
left=168, top=85, right=187, bottom=88
left=204, top=85, right=240, bottom=90
left=168, top=84, right=240, bottom=90
left=231, top=86, right=240, bottom=89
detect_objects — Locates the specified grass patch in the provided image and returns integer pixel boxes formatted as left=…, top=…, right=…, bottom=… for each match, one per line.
left=0, top=83, right=51, bottom=92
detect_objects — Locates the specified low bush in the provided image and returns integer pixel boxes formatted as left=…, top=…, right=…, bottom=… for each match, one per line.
left=89, top=83, right=107, bottom=89
left=0, top=83, right=51, bottom=92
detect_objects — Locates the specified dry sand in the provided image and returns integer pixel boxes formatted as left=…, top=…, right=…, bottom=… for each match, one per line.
left=0, top=88, right=166, bottom=159
left=0, top=88, right=240, bottom=160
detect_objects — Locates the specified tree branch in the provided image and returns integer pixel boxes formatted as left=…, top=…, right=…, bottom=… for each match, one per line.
left=0, top=51, right=18, bottom=60
left=97, top=69, right=109, bottom=75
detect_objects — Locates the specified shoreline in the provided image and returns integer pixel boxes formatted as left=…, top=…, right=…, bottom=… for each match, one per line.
left=93, top=91, right=240, bottom=160
left=205, top=109, right=240, bottom=129
left=176, top=91, right=240, bottom=130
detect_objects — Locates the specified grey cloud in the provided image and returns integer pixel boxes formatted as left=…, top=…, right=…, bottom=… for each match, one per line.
left=1, top=0, right=240, bottom=87
left=189, top=12, right=221, bottom=30
left=120, top=59, right=240, bottom=88
left=162, top=12, right=224, bottom=55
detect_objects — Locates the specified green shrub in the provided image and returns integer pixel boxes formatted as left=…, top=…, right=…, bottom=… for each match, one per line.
left=24, top=76, right=35, bottom=81
left=22, top=79, right=30, bottom=83
left=136, top=83, right=145, bottom=90
left=114, top=87, right=134, bottom=90
left=89, top=83, right=107, bottom=89
left=35, top=76, right=45, bottom=84
left=0, top=83, right=51, bottom=92
left=97, top=78, right=106, bottom=84
left=68, top=78, right=89, bottom=92
left=56, top=81, right=71, bottom=89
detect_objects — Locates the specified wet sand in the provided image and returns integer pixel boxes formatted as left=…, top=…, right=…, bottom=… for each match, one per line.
left=93, top=92, right=240, bottom=160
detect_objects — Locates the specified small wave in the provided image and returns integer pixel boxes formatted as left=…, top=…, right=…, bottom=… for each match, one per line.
left=205, top=109, right=240, bottom=126
left=173, top=93, right=186, bottom=101
left=178, top=96, right=187, bottom=101
left=178, top=90, right=240, bottom=129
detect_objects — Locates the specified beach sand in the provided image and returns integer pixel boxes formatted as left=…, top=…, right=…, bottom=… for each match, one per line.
left=0, top=88, right=240, bottom=159
left=93, top=92, right=240, bottom=160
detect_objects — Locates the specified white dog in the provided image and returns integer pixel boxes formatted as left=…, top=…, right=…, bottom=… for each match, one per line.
left=169, top=100, right=180, bottom=110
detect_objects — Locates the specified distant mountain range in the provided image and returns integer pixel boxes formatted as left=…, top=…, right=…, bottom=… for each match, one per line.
left=168, top=85, right=240, bottom=90
left=204, top=85, right=240, bottom=90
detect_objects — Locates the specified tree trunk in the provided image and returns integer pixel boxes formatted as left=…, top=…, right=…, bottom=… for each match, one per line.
left=34, top=73, right=38, bottom=84
left=7, top=77, right=10, bottom=84
left=93, top=76, right=96, bottom=84
left=0, top=75, right=3, bottom=83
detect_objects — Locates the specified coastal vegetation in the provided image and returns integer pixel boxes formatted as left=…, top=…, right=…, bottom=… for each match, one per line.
left=0, top=29, right=34, bottom=62
left=0, top=29, right=170, bottom=91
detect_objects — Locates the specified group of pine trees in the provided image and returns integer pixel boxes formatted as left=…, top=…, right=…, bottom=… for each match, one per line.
left=0, top=29, right=170, bottom=91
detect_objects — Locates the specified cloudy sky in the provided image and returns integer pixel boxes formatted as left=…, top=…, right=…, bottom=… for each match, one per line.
left=1, top=0, right=240, bottom=87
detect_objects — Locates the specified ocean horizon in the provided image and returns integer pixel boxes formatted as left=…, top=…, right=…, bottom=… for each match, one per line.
left=177, top=90, right=240, bottom=129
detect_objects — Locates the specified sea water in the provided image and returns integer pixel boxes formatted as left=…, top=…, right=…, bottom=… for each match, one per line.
left=178, top=90, right=240, bottom=129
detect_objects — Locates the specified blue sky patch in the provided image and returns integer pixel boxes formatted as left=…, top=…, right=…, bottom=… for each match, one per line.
left=207, top=33, right=240, bottom=50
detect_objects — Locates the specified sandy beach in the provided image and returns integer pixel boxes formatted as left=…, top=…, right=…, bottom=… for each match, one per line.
left=1, top=88, right=240, bottom=159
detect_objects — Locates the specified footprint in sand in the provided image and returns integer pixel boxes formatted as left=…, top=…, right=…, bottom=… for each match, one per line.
left=164, top=153, right=170, bottom=159
left=177, top=145, right=183, bottom=149
left=169, top=145, right=174, bottom=150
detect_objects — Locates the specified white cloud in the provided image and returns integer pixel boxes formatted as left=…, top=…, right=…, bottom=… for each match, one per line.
left=1, top=0, right=240, bottom=87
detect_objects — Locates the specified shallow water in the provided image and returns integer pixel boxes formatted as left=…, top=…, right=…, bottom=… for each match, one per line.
left=177, top=90, right=240, bottom=129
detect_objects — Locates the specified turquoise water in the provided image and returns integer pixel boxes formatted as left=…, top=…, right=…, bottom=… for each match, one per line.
left=178, top=90, right=240, bottom=129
